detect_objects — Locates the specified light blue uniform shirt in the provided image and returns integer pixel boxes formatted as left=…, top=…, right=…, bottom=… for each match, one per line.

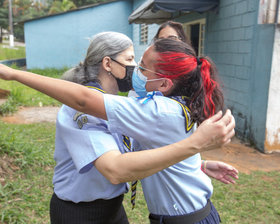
left=53, top=93, right=128, bottom=203
left=104, top=92, right=213, bottom=216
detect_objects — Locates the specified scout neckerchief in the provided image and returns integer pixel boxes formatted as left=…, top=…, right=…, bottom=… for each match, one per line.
left=168, top=95, right=195, bottom=133
left=122, top=135, right=138, bottom=209
left=73, top=82, right=105, bottom=128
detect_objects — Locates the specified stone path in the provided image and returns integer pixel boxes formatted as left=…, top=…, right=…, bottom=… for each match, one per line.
left=1, top=106, right=60, bottom=124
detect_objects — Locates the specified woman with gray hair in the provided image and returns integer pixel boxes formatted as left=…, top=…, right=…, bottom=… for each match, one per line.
left=48, top=31, right=136, bottom=223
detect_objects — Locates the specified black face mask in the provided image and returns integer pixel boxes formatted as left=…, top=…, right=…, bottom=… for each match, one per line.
left=115, top=65, right=135, bottom=92
left=110, top=58, right=135, bottom=92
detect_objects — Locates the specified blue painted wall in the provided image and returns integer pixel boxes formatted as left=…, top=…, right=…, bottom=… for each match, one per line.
left=249, top=24, right=274, bottom=150
left=132, top=0, right=159, bottom=62
left=24, top=0, right=132, bottom=69
left=201, top=0, right=274, bottom=151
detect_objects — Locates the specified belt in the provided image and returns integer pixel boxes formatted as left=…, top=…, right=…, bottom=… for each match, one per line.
left=149, top=200, right=211, bottom=224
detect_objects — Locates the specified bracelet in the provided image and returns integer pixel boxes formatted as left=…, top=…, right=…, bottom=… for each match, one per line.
left=201, top=160, right=207, bottom=173
left=201, top=160, right=204, bottom=171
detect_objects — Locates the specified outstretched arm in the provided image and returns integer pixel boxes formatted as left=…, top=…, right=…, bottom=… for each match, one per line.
left=201, top=160, right=239, bottom=184
left=0, top=64, right=107, bottom=119
left=95, top=110, right=235, bottom=184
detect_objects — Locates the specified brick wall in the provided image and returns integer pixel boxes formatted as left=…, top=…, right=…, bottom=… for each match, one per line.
left=206, top=0, right=260, bottom=142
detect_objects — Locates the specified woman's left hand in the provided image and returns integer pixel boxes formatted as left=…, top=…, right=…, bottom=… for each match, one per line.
left=202, top=160, right=239, bottom=184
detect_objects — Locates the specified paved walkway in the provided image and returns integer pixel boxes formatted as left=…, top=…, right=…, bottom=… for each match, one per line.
left=2, top=40, right=25, bottom=47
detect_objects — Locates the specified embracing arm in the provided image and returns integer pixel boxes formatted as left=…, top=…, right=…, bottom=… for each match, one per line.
left=95, top=110, right=235, bottom=184
left=0, top=64, right=107, bottom=119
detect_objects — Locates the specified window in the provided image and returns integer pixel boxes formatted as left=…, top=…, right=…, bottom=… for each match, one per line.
left=139, top=24, right=148, bottom=45
left=182, top=19, right=206, bottom=56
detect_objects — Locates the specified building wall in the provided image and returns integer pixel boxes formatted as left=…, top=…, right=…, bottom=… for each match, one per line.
left=205, top=0, right=274, bottom=151
left=24, top=0, right=132, bottom=69
left=265, top=26, right=280, bottom=151
left=132, top=0, right=159, bottom=62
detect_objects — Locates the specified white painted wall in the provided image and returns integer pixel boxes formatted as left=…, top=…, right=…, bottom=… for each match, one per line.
left=258, top=0, right=280, bottom=24
left=265, top=26, right=280, bottom=151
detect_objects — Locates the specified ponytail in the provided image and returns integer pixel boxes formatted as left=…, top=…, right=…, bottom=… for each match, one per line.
left=199, top=58, right=218, bottom=118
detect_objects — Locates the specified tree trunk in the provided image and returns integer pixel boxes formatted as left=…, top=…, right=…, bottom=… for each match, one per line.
left=0, top=27, right=2, bottom=43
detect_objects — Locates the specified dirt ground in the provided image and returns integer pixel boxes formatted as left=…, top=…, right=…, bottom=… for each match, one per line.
left=1, top=106, right=280, bottom=175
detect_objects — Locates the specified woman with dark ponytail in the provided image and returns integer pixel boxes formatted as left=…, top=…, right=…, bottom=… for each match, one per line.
left=0, top=38, right=237, bottom=224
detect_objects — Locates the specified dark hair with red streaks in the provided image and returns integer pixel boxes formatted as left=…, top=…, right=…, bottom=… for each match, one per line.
left=153, top=38, right=224, bottom=124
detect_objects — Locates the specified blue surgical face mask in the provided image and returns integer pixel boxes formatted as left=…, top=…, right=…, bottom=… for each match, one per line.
left=132, top=67, right=164, bottom=97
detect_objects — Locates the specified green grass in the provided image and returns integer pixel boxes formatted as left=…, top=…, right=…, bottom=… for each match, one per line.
left=0, top=121, right=279, bottom=223
left=212, top=172, right=280, bottom=224
left=0, top=44, right=26, bottom=60
left=0, top=121, right=55, bottom=224
left=0, top=67, right=65, bottom=115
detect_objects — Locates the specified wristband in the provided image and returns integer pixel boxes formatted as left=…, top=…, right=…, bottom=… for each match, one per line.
left=201, top=160, right=207, bottom=173
left=201, top=160, right=204, bottom=171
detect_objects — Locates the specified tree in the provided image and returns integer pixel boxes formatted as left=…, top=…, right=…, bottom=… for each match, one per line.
left=48, top=0, right=76, bottom=14
left=11, top=0, right=50, bottom=42
left=0, top=0, right=8, bottom=43
left=71, top=0, right=108, bottom=7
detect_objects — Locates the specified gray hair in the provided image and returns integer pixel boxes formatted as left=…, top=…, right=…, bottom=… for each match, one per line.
left=62, top=32, right=133, bottom=85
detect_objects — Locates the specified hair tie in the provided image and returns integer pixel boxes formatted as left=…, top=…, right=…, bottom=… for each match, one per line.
left=196, top=57, right=202, bottom=65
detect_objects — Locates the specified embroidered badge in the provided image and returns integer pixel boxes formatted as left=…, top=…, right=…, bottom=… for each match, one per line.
left=73, top=112, right=84, bottom=121
left=73, top=112, right=88, bottom=129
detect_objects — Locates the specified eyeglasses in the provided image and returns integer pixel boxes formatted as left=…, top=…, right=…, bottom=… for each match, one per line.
left=157, top=35, right=182, bottom=41
left=137, top=60, right=165, bottom=77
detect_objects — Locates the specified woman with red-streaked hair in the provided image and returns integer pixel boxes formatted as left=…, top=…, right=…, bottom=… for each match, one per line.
left=0, top=39, right=236, bottom=224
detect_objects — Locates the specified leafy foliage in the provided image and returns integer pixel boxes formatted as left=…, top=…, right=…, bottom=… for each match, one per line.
left=48, top=0, right=77, bottom=14
left=72, top=0, right=109, bottom=7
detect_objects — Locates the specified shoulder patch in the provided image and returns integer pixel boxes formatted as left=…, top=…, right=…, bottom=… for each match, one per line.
left=73, top=112, right=84, bottom=121
left=73, top=112, right=88, bottom=129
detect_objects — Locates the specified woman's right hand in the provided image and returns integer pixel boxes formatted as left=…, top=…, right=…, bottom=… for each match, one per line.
left=192, top=109, right=235, bottom=151
left=0, top=64, right=15, bottom=80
